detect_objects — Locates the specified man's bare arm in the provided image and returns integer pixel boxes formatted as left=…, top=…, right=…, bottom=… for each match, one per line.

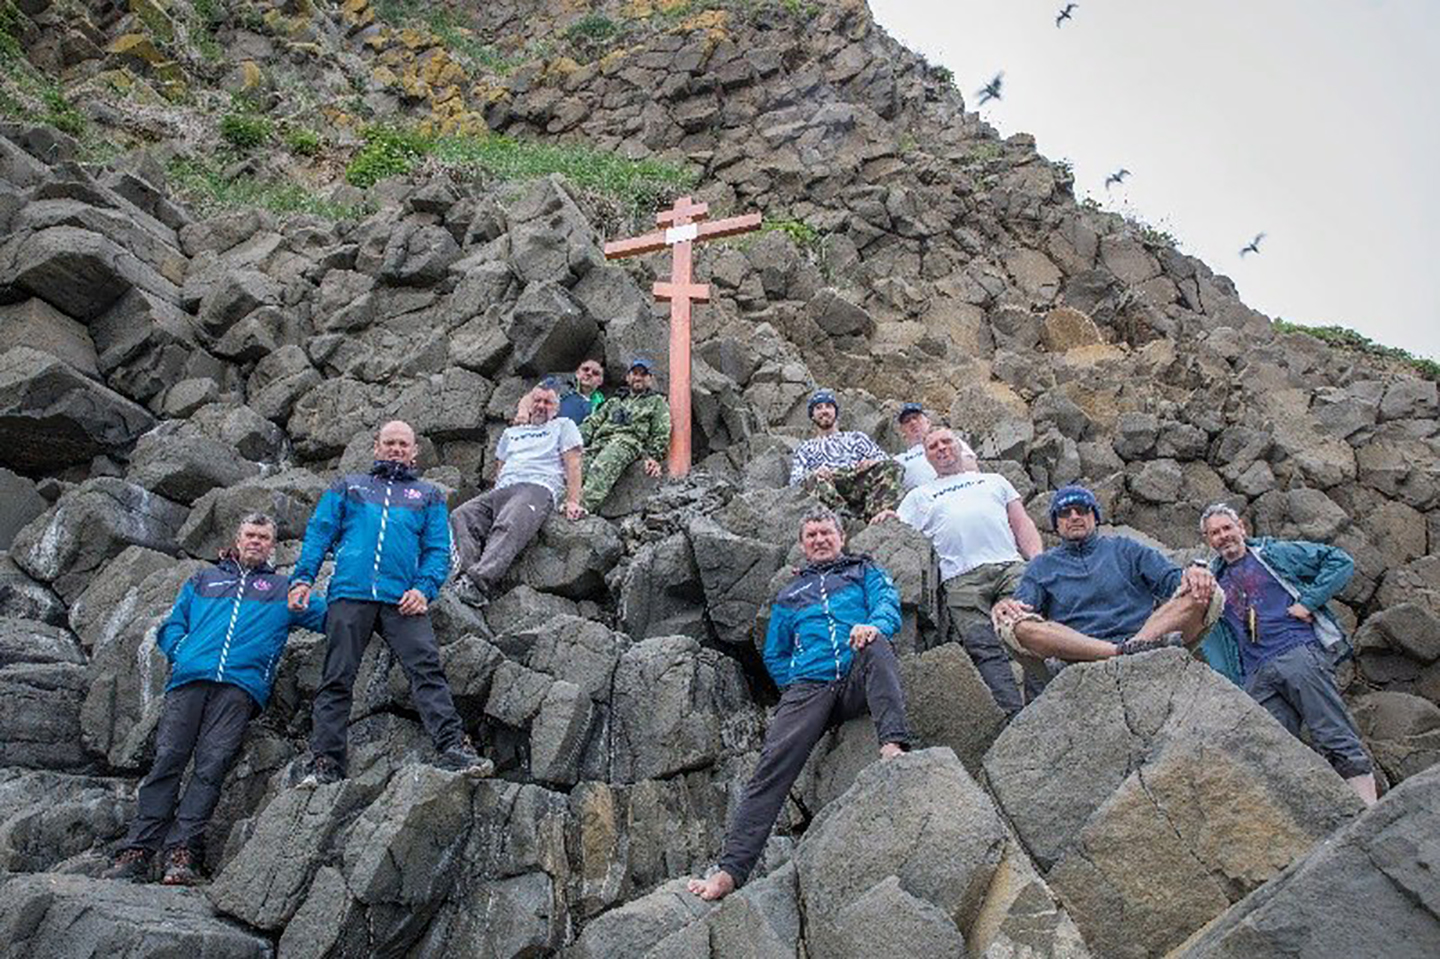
left=561, top=447, right=585, bottom=518
left=1007, top=498, right=1043, bottom=559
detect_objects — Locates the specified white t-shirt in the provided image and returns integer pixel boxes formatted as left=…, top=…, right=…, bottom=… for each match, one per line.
left=495, top=418, right=583, bottom=500
left=896, top=443, right=937, bottom=490
left=897, top=471, right=1022, bottom=580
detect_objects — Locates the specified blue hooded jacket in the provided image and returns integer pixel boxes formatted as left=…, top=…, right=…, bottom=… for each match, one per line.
left=158, top=558, right=327, bottom=708
left=764, top=553, right=902, bottom=688
left=292, top=461, right=453, bottom=604
left=1200, top=537, right=1354, bottom=685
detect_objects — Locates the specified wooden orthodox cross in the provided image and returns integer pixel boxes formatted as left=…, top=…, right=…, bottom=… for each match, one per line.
left=604, top=196, right=762, bottom=476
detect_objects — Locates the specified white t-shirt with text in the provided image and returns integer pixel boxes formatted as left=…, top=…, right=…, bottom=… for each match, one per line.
left=896, top=443, right=937, bottom=490
left=897, top=471, right=1022, bottom=580
left=495, top=418, right=583, bottom=500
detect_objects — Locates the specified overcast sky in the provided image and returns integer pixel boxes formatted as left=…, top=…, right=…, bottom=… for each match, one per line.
left=869, top=0, right=1440, bottom=360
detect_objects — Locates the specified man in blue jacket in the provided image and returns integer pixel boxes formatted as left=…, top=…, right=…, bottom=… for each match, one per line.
left=103, top=513, right=326, bottom=886
left=287, top=420, right=490, bottom=788
left=1198, top=503, right=1377, bottom=805
left=688, top=507, right=912, bottom=902
left=991, top=485, right=1224, bottom=683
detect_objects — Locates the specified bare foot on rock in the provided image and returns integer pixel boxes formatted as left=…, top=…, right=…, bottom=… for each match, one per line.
left=879, top=742, right=904, bottom=760
left=686, top=870, right=736, bottom=901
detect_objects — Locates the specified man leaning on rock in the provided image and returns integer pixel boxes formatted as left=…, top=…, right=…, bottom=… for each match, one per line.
left=990, top=485, right=1225, bottom=684
left=286, top=420, right=491, bottom=788
left=1198, top=503, right=1378, bottom=805
left=103, top=513, right=326, bottom=886
left=879, top=425, right=1042, bottom=719
left=451, top=381, right=585, bottom=610
left=789, top=389, right=904, bottom=523
left=688, top=507, right=911, bottom=902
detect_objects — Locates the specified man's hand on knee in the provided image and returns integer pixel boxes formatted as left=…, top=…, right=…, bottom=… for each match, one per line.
left=991, top=598, right=1032, bottom=631
left=849, top=624, right=881, bottom=650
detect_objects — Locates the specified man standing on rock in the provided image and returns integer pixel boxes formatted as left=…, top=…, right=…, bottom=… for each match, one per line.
left=789, top=389, right=904, bottom=523
left=688, top=507, right=911, bottom=901
left=451, top=382, right=585, bottom=609
left=883, top=426, right=1042, bottom=718
left=1198, top=503, right=1377, bottom=805
left=287, top=420, right=490, bottom=787
left=578, top=357, right=670, bottom=513
left=103, top=514, right=326, bottom=886
left=557, top=357, right=605, bottom=426
left=990, top=485, right=1225, bottom=683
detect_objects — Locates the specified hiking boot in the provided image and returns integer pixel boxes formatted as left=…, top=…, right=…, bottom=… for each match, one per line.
left=1115, top=631, right=1187, bottom=656
left=102, top=847, right=153, bottom=882
left=291, top=753, right=344, bottom=789
left=160, top=846, right=201, bottom=886
left=452, top=575, right=492, bottom=609
left=435, top=739, right=495, bottom=777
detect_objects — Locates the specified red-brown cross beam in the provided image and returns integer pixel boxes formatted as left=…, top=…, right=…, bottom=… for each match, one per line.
left=604, top=196, right=762, bottom=477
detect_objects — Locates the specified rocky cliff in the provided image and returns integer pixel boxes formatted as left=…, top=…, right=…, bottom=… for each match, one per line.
left=1, top=0, right=1438, bottom=956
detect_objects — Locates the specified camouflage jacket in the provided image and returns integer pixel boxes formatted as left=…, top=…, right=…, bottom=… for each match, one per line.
left=579, top=388, right=671, bottom=463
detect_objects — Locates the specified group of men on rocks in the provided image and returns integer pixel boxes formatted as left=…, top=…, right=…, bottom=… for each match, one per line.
left=102, top=380, right=1376, bottom=896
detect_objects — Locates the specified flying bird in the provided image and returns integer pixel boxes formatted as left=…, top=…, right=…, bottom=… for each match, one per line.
left=1240, top=233, right=1266, bottom=257
left=1104, top=168, right=1130, bottom=189
left=1056, top=3, right=1078, bottom=27
left=977, top=72, right=1004, bottom=105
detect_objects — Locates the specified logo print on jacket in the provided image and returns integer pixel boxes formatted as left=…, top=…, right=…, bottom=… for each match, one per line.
left=254, top=579, right=272, bottom=591
left=405, top=488, right=423, bottom=500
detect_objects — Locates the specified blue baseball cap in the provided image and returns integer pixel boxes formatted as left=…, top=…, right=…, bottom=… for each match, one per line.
left=628, top=357, right=655, bottom=373
left=808, top=389, right=840, bottom=416
left=1049, top=485, right=1101, bottom=530
left=896, top=402, right=926, bottom=423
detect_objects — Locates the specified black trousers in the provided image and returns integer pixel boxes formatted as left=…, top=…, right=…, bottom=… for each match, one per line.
left=717, top=640, right=911, bottom=887
left=122, top=680, right=255, bottom=856
left=310, top=599, right=465, bottom=768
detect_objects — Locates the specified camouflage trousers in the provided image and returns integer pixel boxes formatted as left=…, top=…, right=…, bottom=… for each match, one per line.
left=811, top=460, right=904, bottom=522
left=581, top=437, right=643, bottom=513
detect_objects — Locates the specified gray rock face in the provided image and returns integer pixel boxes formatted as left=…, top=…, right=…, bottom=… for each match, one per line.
left=0, top=298, right=99, bottom=377
left=0, top=769, right=131, bottom=872
left=0, top=873, right=272, bottom=958
left=505, top=280, right=599, bottom=376
left=511, top=514, right=623, bottom=600
left=795, top=749, right=1006, bottom=957
left=609, top=635, right=762, bottom=782
left=1179, top=763, right=1440, bottom=959
left=174, top=468, right=327, bottom=559
left=0, top=661, right=91, bottom=770
left=0, top=347, right=154, bottom=474
left=1353, top=691, right=1440, bottom=784
left=126, top=430, right=262, bottom=505
left=80, top=559, right=204, bottom=770
left=2, top=224, right=178, bottom=321
left=10, top=478, right=187, bottom=602
left=899, top=642, right=1006, bottom=775
left=0, top=467, right=47, bottom=551
left=984, top=650, right=1364, bottom=959
left=0, top=616, right=84, bottom=668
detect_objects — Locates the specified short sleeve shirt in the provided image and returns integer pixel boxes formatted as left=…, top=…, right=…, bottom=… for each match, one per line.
left=896, top=444, right=937, bottom=490
left=495, top=418, right=583, bottom=500
left=897, top=472, right=1022, bottom=580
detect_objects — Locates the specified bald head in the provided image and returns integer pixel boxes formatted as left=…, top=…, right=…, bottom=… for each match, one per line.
left=374, top=420, right=418, bottom=466
left=923, top=427, right=977, bottom=477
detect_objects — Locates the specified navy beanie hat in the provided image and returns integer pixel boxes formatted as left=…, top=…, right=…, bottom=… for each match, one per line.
left=1049, top=485, right=1101, bottom=530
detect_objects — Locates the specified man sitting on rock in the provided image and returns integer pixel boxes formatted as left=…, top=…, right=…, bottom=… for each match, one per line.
left=287, top=420, right=491, bottom=788
left=1199, top=503, right=1377, bottom=805
left=578, top=357, right=670, bottom=513
left=885, top=426, right=1042, bottom=718
left=103, top=513, right=327, bottom=886
left=789, top=389, right=904, bottom=523
left=451, top=382, right=585, bottom=609
left=990, top=485, right=1224, bottom=683
left=557, top=357, right=605, bottom=426
left=688, top=507, right=911, bottom=901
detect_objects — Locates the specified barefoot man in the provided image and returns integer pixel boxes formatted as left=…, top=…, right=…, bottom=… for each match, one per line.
left=688, top=507, right=912, bottom=900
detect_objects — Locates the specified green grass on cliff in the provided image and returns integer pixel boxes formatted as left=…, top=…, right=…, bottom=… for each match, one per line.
left=167, top=156, right=369, bottom=220
left=1273, top=320, right=1439, bottom=382
left=346, top=125, right=697, bottom=215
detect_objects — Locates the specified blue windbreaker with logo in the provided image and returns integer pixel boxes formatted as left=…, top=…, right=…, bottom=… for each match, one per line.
left=763, top=553, right=902, bottom=688
left=291, top=462, right=453, bottom=604
left=158, top=558, right=328, bottom=708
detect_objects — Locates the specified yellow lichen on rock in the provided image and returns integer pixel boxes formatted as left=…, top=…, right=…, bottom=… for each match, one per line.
left=108, top=33, right=166, bottom=66
left=239, top=60, right=264, bottom=90
left=679, top=9, right=730, bottom=35
left=371, top=64, right=398, bottom=88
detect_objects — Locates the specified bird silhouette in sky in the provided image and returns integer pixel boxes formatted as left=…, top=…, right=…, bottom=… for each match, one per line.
left=1104, top=168, right=1130, bottom=189
left=1240, top=233, right=1266, bottom=257
left=1056, top=3, right=1078, bottom=27
left=977, top=72, right=1004, bottom=105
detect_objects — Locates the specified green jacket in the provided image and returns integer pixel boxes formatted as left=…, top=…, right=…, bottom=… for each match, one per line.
left=580, top=388, right=671, bottom=463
